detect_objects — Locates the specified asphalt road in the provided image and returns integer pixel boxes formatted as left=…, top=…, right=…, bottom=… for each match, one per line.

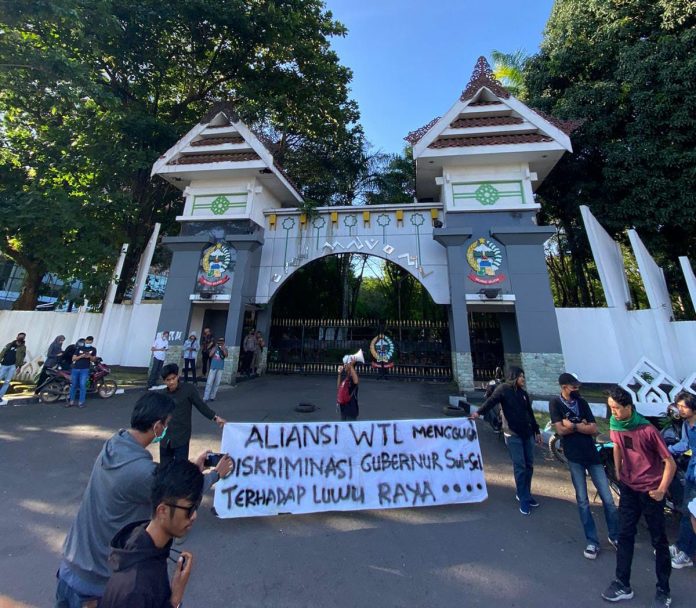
left=0, top=375, right=692, bottom=607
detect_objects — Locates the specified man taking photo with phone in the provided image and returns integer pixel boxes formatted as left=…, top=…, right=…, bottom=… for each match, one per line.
left=55, top=393, right=231, bottom=607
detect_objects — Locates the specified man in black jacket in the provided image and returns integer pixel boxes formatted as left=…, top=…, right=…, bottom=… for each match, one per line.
left=472, top=366, right=542, bottom=515
left=100, top=460, right=203, bottom=608
left=160, top=363, right=226, bottom=466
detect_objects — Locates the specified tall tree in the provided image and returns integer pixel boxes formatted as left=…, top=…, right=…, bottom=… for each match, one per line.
left=0, top=0, right=362, bottom=308
left=491, top=49, right=529, bottom=99
left=364, top=147, right=415, bottom=206
left=525, top=0, right=696, bottom=309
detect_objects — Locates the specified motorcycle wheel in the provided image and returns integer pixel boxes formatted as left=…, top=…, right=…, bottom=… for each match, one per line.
left=549, top=433, right=568, bottom=467
left=98, top=380, right=118, bottom=399
left=39, top=381, right=69, bottom=404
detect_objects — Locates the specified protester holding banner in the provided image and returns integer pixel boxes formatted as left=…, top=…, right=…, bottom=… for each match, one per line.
left=161, top=363, right=226, bottom=465
left=55, top=392, right=230, bottom=606
left=100, top=461, right=204, bottom=608
left=472, top=366, right=542, bottom=516
left=336, top=358, right=359, bottom=421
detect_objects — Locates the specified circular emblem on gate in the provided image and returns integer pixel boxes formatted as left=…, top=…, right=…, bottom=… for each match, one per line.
left=199, top=242, right=232, bottom=287
left=370, top=334, right=395, bottom=368
left=466, top=238, right=506, bottom=285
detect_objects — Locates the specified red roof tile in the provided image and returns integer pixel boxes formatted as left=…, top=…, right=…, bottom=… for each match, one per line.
left=529, top=107, right=583, bottom=136
left=404, top=116, right=441, bottom=145
left=467, top=100, right=504, bottom=107
left=168, top=151, right=261, bottom=165
left=191, top=135, right=245, bottom=146
left=428, top=133, right=554, bottom=149
left=450, top=116, right=523, bottom=129
left=460, top=57, right=511, bottom=102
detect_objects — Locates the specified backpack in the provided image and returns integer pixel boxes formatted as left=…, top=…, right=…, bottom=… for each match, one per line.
left=337, top=377, right=352, bottom=405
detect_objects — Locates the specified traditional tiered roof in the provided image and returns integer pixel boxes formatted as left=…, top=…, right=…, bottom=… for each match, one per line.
left=151, top=103, right=302, bottom=205
left=408, top=56, right=578, bottom=199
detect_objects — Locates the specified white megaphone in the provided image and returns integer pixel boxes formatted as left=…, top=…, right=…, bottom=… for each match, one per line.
left=342, top=349, right=365, bottom=366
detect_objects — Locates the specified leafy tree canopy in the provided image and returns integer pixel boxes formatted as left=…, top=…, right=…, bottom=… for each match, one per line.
left=525, top=0, right=696, bottom=308
left=0, top=0, right=363, bottom=308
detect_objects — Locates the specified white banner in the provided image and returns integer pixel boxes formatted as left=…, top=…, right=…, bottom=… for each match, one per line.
left=213, top=419, right=487, bottom=518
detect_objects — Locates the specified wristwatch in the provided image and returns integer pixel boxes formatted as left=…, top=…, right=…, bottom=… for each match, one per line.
left=572, top=422, right=578, bottom=432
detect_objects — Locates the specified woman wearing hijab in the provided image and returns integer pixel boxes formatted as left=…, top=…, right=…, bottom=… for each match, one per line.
left=36, top=335, right=65, bottom=387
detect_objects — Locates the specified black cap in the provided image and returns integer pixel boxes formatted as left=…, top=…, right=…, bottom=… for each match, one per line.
left=558, top=372, right=580, bottom=386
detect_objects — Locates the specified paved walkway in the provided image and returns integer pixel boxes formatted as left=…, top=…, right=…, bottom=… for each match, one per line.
left=0, top=375, right=692, bottom=607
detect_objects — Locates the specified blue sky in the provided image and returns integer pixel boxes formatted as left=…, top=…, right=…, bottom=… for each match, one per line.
left=324, top=0, right=556, bottom=154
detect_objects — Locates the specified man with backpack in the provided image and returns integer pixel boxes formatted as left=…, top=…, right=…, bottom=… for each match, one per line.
left=549, top=372, right=619, bottom=560
left=0, top=332, right=26, bottom=405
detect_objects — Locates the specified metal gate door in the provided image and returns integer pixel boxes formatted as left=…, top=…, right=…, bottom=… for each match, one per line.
left=266, top=318, right=451, bottom=381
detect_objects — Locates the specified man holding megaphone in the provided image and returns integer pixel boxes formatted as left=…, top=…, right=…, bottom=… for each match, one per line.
left=336, top=350, right=362, bottom=421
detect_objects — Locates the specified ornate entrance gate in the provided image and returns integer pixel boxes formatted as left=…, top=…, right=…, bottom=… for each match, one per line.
left=152, top=57, right=573, bottom=394
left=266, top=318, right=452, bottom=381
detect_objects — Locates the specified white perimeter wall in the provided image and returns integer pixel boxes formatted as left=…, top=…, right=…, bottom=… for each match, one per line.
left=3, top=303, right=695, bottom=384
left=0, top=303, right=161, bottom=370
left=557, top=307, right=696, bottom=383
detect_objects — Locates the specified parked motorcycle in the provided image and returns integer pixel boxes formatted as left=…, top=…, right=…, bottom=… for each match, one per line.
left=482, top=376, right=504, bottom=436
left=36, top=359, right=118, bottom=403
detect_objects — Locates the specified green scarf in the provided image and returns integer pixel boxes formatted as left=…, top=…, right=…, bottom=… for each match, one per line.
left=610, top=409, right=651, bottom=431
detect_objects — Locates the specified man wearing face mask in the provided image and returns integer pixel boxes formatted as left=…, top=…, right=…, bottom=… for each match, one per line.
left=549, top=373, right=619, bottom=560
left=66, top=336, right=97, bottom=408
left=0, top=332, right=27, bottom=406
left=55, top=392, right=231, bottom=607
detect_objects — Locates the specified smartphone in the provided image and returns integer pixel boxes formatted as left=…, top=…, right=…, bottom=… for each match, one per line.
left=204, top=452, right=225, bottom=468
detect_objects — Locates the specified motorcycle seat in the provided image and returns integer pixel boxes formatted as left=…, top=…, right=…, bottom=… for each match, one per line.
left=596, top=433, right=613, bottom=446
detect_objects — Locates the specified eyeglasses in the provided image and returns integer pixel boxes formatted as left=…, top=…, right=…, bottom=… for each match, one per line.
left=166, top=502, right=199, bottom=519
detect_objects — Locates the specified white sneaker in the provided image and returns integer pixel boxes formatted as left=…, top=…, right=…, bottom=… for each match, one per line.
left=671, top=550, right=694, bottom=569
left=0, top=398, right=8, bottom=406
left=584, top=544, right=599, bottom=560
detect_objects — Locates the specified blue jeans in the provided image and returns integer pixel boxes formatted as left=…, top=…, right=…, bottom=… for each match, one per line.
left=0, top=364, right=16, bottom=398
left=568, top=461, right=619, bottom=544
left=55, top=576, right=98, bottom=608
left=69, top=368, right=89, bottom=404
left=506, top=435, right=534, bottom=506
left=676, top=479, right=696, bottom=556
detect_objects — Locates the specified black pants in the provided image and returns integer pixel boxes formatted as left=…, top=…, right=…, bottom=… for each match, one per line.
left=201, top=351, right=211, bottom=377
left=148, top=358, right=164, bottom=388
left=241, top=350, right=254, bottom=374
left=183, top=358, right=196, bottom=383
left=159, top=440, right=190, bottom=467
left=616, top=483, right=671, bottom=593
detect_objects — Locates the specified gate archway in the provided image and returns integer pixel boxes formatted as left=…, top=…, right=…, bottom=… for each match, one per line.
left=263, top=252, right=452, bottom=380
left=255, top=204, right=449, bottom=306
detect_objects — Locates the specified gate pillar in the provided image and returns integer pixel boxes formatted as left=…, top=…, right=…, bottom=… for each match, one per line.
left=491, top=226, right=565, bottom=395
left=221, top=234, right=264, bottom=384
left=157, top=237, right=210, bottom=365
left=434, top=226, right=475, bottom=392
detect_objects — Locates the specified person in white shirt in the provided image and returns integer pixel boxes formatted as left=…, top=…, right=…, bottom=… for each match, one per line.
left=147, top=331, right=169, bottom=389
